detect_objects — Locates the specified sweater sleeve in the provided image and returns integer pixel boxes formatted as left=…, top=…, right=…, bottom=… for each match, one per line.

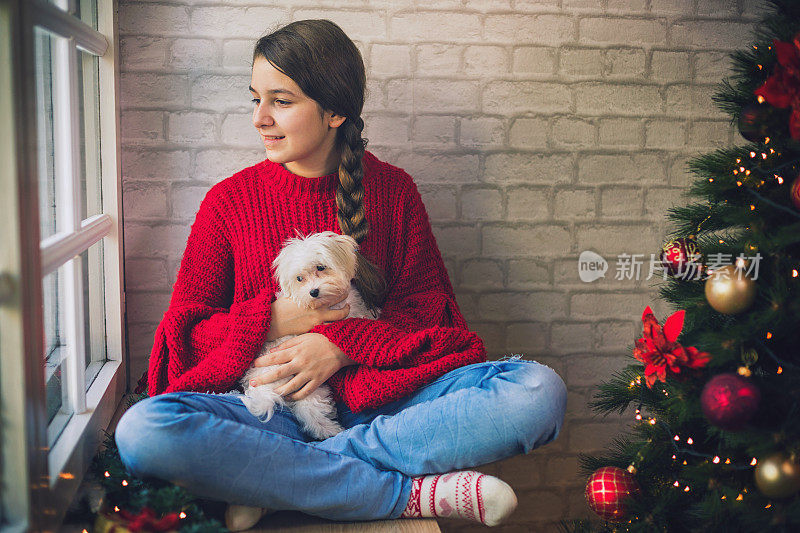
left=308, top=174, right=486, bottom=370
left=147, top=190, right=273, bottom=396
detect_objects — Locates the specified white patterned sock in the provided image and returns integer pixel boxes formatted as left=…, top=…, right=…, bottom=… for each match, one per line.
left=399, top=471, right=517, bottom=526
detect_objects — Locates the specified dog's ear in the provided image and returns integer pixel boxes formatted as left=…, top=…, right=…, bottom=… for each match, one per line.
left=334, top=233, right=359, bottom=253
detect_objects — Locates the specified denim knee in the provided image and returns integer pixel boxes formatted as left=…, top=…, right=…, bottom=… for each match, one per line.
left=115, top=395, right=183, bottom=479
left=504, top=362, right=567, bottom=452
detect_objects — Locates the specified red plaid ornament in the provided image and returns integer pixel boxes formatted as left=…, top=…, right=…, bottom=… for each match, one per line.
left=585, top=466, right=640, bottom=522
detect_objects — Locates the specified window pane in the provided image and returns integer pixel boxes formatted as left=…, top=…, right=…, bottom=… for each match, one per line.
left=33, top=27, right=58, bottom=241
left=43, top=267, right=71, bottom=448
left=78, top=49, right=102, bottom=221
left=76, top=0, right=99, bottom=31
left=82, top=240, right=106, bottom=389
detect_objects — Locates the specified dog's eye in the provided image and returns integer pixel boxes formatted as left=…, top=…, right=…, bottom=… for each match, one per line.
left=316, top=265, right=326, bottom=271
left=296, top=276, right=303, bottom=282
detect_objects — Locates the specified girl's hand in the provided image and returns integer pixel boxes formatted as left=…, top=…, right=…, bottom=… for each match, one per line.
left=266, top=296, right=350, bottom=341
left=250, top=333, right=358, bottom=400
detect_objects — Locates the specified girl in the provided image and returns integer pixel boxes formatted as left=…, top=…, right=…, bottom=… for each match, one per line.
left=115, top=19, right=567, bottom=530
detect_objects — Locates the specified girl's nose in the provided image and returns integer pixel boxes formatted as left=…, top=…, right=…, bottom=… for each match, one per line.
left=253, top=105, right=274, bottom=128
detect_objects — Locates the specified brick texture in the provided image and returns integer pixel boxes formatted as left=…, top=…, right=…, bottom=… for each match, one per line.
left=118, top=1, right=755, bottom=529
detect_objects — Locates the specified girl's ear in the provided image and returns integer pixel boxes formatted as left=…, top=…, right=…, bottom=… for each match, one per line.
left=328, top=113, right=346, bottom=129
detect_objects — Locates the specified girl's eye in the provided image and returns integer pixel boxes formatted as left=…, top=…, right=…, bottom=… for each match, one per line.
left=296, top=276, right=303, bottom=282
left=275, top=99, right=291, bottom=106
left=316, top=265, right=326, bottom=271
left=251, top=98, right=260, bottom=105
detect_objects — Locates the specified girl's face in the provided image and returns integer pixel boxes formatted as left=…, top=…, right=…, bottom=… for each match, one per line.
left=250, top=56, right=346, bottom=178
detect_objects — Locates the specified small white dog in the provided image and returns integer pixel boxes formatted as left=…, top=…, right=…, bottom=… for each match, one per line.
left=241, top=230, right=380, bottom=441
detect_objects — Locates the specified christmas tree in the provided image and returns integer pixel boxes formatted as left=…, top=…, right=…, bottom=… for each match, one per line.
left=568, top=1, right=800, bottom=531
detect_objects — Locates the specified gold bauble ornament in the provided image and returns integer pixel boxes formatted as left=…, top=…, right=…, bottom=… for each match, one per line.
left=754, top=453, right=800, bottom=498
left=704, top=265, right=757, bottom=314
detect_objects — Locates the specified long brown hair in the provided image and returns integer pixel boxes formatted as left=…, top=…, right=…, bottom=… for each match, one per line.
left=253, top=20, right=386, bottom=311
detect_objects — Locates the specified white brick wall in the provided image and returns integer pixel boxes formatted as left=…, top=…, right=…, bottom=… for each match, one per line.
left=119, top=0, right=761, bottom=529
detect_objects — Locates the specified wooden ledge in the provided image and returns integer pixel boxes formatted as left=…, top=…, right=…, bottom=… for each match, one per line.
left=238, top=510, right=441, bottom=532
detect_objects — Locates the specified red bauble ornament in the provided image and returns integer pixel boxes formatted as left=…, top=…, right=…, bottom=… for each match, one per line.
left=660, top=237, right=703, bottom=280
left=585, top=466, right=640, bottom=522
left=790, top=175, right=800, bottom=210
left=701, top=373, right=761, bottom=431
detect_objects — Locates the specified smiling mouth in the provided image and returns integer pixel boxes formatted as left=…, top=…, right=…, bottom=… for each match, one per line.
left=263, top=135, right=285, bottom=140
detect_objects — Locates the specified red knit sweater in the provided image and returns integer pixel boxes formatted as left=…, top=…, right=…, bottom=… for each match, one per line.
left=147, top=151, right=486, bottom=412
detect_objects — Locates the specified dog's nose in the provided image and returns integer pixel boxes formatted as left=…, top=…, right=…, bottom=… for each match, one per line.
left=309, top=288, right=319, bottom=298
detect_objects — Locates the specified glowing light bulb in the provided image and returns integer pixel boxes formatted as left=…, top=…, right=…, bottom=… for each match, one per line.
left=180, top=512, right=187, bottom=519
left=684, top=486, right=691, bottom=492
left=674, top=435, right=680, bottom=441
left=778, top=366, right=783, bottom=374
left=793, top=270, right=798, bottom=277
left=713, top=456, right=720, bottom=463
left=674, top=481, right=680, bottom=487
left=121, top=480, right=128, bottom=487
left=736, top=493, right=743, bottom=501
left=766, top=332, right=772, bottom=339
left=104, top=471, right=110, bottom=477
left=687, top=437, right=694, bottom=445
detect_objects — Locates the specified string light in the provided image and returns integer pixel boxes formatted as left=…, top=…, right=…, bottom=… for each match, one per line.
left=758, top=95, right=766, bottom=103
left=792, top=269, right=798, bottom=277
left=683, top=460, right=688, bottom=465
left=686, top=437, right=694, bottom=445
left=721, top=495, right=727, bottom=500
left=751, top=458, right=758, bottom=466
left=121, top=480, right=128, bottom=487
left=739, top=166, right=745, bottom=172
left=725, top=458, right=731, bottom=464
left=765, top=504, right=772, bottom=509
left=708, top=178, right=714, bottom=182
left=736, top=181, right=743, bottom=186
left=778, top=366, right=783, bottom=374
left=672, top=454, right=677, bottom=459
left=684, top=486, right=691, bottom=492
left=649, top=418, right=657, bottom=425
left=766, top=332, right=773, bottom=339
left=736, top=493, right=744, bottom=501
left=114, top=506, right=120, bottom=512
left=765, top=137, right=771, bottom=144
left=750, top=204, right=756, bottom=211
left=674, top=435, right=680, bottom=441
left=104, top=471, right=110, bottom=478
left=713, top=456, right=721, bottom=464
left=180, top=512, right=187, bottom=519
left=761, top=152, right=767, bottom=159
left=749, top=151, right=756, bottom=158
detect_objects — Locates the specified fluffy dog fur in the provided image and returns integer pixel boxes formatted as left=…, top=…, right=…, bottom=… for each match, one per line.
left=241, top=231, right=380, bottom=440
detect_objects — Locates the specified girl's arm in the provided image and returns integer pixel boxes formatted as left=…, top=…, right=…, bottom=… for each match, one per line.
left=147, top=189, right=274, bottom=396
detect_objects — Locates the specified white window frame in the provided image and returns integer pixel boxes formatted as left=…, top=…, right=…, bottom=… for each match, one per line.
left=0, top=0, right=126, bottom=530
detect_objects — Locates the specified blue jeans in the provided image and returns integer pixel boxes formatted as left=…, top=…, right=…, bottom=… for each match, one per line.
left=115, top=358, right=566, bottom=521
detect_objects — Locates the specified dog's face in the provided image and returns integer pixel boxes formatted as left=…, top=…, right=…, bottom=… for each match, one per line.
left=272, top=231, right=359, bottom=309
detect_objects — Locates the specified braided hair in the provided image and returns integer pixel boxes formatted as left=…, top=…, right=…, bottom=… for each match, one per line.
left=253, top=20, right=387, bottom=311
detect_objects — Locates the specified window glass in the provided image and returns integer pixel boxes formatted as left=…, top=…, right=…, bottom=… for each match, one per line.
left=43, top=266, right=71, bottom=448
left=33, top=27, right=58, bottom=241
left=78, top=49, right=102, bottom=221
left=82, top=240, right=106, bottom=389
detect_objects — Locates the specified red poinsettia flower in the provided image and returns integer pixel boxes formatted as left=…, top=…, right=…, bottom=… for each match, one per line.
left=754, top=35, right=800, bottom=139
left=633, top=306, right=711, bottom=388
